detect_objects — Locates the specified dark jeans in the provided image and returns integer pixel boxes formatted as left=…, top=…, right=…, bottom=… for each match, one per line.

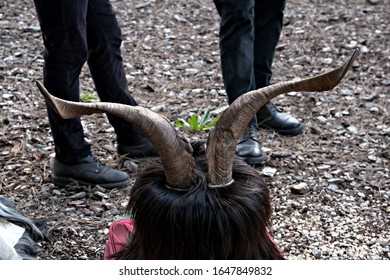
left=213, top=0, right=286, bottom=126
left=34, top=0, right=145, bottom=164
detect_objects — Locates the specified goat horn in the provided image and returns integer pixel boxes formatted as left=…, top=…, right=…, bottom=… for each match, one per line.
left=206, top=49, right=360, bottom=186
left=36, top=81, right=197, bottom=190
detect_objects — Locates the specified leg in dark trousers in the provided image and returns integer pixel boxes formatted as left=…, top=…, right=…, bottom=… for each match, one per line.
left=34, top=0, right=91, bottom=164
left=253, top=0, right=286, bottom=88
left=85, top=0, right=145, bottom=146
left=253, top=1, right=303, bottom=136
left=34, top=0, right=145, bottom=164
left=33, top=0, right=156, bottom=188
left=213, top=0, right=264, bottom=164
left=213, top=0, right=302, bottom=164
left=213, top=0, right=256, bottom=106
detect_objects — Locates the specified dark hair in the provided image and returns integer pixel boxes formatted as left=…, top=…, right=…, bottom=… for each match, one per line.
left=114, top=157, right=283, bottom=260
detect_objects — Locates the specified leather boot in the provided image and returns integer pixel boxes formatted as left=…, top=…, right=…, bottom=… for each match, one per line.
left=53, top=155, right=130, bottom=189
left=236, top=125, right=265, bottom=164
left=257, top=102, right=303, bottom=136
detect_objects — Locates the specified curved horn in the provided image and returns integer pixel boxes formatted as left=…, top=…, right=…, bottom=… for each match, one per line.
left=36, top=81, right=197, bottom=190
left=206, top=49, right=360, bottom=185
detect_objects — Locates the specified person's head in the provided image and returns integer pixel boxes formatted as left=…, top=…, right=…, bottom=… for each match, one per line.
left=118, top=151, right=283, bottom=259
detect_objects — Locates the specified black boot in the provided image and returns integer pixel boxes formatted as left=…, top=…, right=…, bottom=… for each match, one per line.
left=53, top=155, right=130, bottom=189
left=236, top=125, right=265, bottom=164
left=257, top=102, right=303, bottom=136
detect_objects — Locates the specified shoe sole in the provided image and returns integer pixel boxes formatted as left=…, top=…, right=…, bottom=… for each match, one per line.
left=52, top=176, right=131, bottom=189
left=257, top=123, right=304, bottom=136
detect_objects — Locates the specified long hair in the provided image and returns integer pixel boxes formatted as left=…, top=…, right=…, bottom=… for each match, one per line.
left=115, top=157, right=283, bottom=260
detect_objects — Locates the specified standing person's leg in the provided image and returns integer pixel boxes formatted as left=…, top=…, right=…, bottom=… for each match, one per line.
left=33, top=0, right=130, bottom=189
left=214, top=0, right=256, bottom=106
left=85, top=0, right=156, bottom=157
left=33, top=0, right=91, bottom=164
left=214, top=0, right=264, bottom=164
left=254, top=0, right=303, bottom=136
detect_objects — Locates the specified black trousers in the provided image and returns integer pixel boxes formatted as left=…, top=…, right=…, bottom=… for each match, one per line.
left=34, top=0, right=145, bottom=164
left=213, top=0, right=286, bottom=126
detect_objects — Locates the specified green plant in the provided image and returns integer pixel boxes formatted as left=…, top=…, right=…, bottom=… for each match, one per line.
left=174, top=105, right=220, bottom=131
left=80, top=89, right=98, bottom=102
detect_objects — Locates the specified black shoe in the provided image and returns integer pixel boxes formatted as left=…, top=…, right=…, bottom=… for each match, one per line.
left=256, top=102, right=303, bottom=136
left=236, top=125, right=266, bottom=164
left=52, top=155, right=130, bottom=189
left=117, top=138, right=158, bottom=158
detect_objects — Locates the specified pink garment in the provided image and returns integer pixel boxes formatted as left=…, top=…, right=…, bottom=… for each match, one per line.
left=104, top=218, right=134, bottom=260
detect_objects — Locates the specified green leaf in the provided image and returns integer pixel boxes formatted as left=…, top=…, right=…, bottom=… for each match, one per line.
left=80, top=89, right=98, bottom=103
left=175, top=118, right=190, bottom=128
left=198, top=105, right=211, bottom=127
left=173, top=107, right=220, bottom=131
left=187, top=113, right=199, bottom=130
left=202, top=114, right=220, bottom=130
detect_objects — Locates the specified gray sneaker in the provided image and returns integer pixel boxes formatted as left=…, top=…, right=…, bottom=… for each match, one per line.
left=52, top=155, right=130, bottom=189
